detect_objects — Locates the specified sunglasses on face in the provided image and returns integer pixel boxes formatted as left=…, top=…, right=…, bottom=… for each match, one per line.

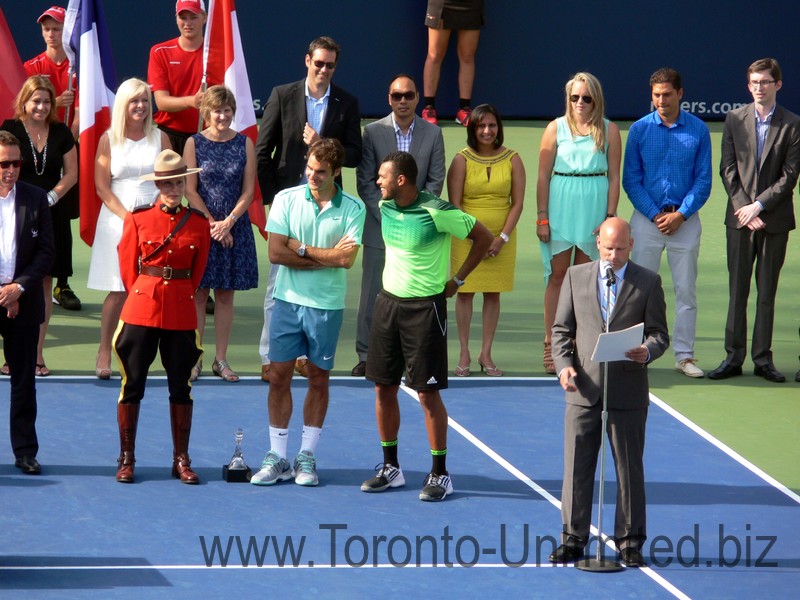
left=570, top=95, right=593, bottom=104
left=0, top=160, right=22, bottom=169
left=390, top=91, right=417, bottom=101
left=312, top=60, right=336, bottom=70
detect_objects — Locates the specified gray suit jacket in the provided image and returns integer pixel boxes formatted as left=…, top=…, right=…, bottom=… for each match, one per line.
left=720, top=103, right=800, bottom=233
left=552, top=260, right=669, bottom=410
left=356, top=114, right=446, bottom=249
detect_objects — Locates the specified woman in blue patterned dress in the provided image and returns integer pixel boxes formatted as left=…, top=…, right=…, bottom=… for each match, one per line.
left=536, top=72, right=620, bottom=373
left=184, top=86, right=257, bottom=382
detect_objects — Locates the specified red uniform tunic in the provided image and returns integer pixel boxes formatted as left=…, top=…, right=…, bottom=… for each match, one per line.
left=118, top=201, right=210, bottom=330
left=24, top=52, right=78, bottom=128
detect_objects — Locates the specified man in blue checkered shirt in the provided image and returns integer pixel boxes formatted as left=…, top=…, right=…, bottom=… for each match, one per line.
left=623, top=67, right=712, bottom=379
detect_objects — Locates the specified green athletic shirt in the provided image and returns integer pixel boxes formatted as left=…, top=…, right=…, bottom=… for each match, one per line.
left=380, top=190, right=476, bottom=298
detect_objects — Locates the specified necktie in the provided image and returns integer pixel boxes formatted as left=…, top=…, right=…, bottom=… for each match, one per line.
left=601, top=275, right=617, bottom=324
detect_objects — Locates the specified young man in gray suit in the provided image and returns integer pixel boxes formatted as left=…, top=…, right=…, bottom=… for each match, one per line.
left=350, top=74, right=446, bottom=376
left=709, top=58, right=800, bottom=384
left=549, top=218, right=669, bottom=567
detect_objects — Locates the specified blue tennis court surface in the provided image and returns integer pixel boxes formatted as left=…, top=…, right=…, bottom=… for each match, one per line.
left=1, top=377, right=797, bottom=598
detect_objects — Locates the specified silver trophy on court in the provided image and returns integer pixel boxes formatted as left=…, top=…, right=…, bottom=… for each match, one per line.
left=222, top=428, right=252, bottom=482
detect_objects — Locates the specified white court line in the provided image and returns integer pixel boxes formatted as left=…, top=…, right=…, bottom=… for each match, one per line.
left=399, top=383, right=691, bottom=600
left=649, top=394, right=800, bottom=505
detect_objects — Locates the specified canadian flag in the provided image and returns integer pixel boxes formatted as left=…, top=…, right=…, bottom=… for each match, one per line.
left=203, top=0, right=266, bottom=236
left=0, top=8, right=26, bottom=123
left=63, top=0, right=117, bottom=246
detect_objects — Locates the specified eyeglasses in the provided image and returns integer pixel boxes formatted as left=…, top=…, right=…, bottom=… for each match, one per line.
left=569, top=95, right=593, bottom=104
left=0, top=159, right=22, bottom=169
left=749, top=80, right=776, bottom=88
left=312, top=60, right=336, bottom=70
left=390, top=91, right=417, bottom=101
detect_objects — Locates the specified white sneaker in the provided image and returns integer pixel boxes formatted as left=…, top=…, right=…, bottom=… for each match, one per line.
left=419, top=472, right=453, bottom=501
left=250, top=451, right=293, bottom=486
left=675, top=358, right=704, bottom=378
left=293, top=450, right=319, bottom=486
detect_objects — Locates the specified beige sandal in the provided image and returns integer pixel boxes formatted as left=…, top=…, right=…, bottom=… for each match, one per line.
left=190, top=360, right=202, bottom=382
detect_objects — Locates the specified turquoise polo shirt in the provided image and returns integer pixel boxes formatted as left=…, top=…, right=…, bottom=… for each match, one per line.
left=267, top=183, right=366, bottom=310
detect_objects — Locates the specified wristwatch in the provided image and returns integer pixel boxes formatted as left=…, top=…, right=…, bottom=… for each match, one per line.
left=297, top=243, right=307, bottom=257
left=453, top=276, right=465, bottom=287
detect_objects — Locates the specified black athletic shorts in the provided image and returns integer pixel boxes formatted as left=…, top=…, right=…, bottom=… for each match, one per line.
left=365, top=290, right=449, bottom=391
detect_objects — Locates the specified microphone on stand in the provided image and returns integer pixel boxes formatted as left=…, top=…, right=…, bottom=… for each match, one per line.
left=605, top=266, right=616, bottom=286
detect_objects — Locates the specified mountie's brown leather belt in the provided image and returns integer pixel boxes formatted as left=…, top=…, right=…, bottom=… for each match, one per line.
left=139, top=265, right=192, bottom=280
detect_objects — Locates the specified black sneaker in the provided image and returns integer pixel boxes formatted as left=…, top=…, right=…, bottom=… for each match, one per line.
left=53, top=285, right=81, bottom=311
left=419, top=472, right=453, bottom=501
left=360, top=463, right=405, bottom=492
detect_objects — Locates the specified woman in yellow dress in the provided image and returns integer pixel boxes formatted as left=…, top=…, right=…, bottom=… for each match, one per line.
left=448, top=104, right=525, bottom=376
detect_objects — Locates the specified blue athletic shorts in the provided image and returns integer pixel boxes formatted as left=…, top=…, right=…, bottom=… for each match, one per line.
left=268, top=299, right=344, bottom=371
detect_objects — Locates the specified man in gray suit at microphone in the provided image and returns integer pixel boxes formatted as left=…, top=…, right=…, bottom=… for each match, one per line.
left=549, top=217, right=669, bottom=568
left=350, top=73, right=446, bottom=376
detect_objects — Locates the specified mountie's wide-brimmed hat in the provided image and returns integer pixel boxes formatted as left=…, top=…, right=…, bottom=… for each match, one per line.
left=140, top=150, right=202, bottom=181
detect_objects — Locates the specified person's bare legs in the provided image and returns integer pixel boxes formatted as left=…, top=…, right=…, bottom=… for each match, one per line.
left=479, top=292, right=500, bottom=367
left=36, top=275, right=53, bottom=373
left=97, top=291, right=126, bottom=371
left=455, top=29, right=481, bottom=100
left=455, top=291, right=474, bottom=370
left=212, top=289, right=235, bottom=367
left=423, top=27, right=452, bottom=100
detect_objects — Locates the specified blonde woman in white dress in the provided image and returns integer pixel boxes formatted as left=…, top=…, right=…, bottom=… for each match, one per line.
left=88, top=78, right=170, bottom=378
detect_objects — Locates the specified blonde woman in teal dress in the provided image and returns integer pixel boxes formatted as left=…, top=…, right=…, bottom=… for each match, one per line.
left=536, top=72, right=621, bottom=373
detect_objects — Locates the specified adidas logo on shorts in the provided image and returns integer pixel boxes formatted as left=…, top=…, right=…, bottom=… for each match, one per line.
left=427, top=376, right=437, bottom=385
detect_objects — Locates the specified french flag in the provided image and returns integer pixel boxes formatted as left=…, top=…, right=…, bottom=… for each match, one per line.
left=63, top=0, right=117, bottom=246
left=203, top=0, right=266, bottom=236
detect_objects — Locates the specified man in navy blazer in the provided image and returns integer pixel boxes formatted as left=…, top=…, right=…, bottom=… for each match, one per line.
left=350, top=74, right=445, bottom=376
left=0, top=131, right=55, bottom=474
left=549, top=218, right=668, bottom=567
left=709, top=58, right=800, bottom=384
left=255, top=36, right=362, bottom=382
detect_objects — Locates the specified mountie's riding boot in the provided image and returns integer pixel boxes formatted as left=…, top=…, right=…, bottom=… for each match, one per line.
left=116, top=403, right=140, bottom=483
left=170, top=403, right=199, bottom=484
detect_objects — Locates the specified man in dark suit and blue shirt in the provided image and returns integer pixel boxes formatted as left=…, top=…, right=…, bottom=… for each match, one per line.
left=709, top=58, right=800, bottom=384
left=350, top=74, right=446, bottom=376
left=255, top=36, right=362, bottom=382
left=0, top=131, right=55, bottom=474
left=549, top=217, right=669, bottom=567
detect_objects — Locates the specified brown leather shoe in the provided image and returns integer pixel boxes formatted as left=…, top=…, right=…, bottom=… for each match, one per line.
left=170, top=403, right=199, bottom=484
left=294, top=358, right=309, bottom=378
left=172, top=453, right=199, bottom=484
left=116, top=403, right=140, bottom=483
left=261, top=363, right=271, bottom=383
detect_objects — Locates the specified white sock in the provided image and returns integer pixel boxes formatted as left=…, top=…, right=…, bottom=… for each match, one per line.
left=300, top=425, right=322, bottom=455
left=269, top=426, right=289, bottom=459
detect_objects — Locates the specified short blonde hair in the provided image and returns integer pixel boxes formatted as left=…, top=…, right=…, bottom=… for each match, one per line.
left=14, top=76, right=58, bottom=125
left=200, top=85, right=237, bottom=122
left=109, top=78, right=157, bottom=148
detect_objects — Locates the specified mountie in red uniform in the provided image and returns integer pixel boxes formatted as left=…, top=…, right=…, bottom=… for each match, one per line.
left=113, top=199, right=210, bottom=485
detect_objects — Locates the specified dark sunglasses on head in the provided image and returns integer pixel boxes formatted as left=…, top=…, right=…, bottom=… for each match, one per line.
left=312, top=60, right=336, bottom=70
left=570, top=95, right=593, bottom=104
left=390, top=91, right=417, bottom=101
left=0, top=160, right=22, bottom=169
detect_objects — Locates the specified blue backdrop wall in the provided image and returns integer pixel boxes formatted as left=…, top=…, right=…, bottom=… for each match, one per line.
left=6, top=0, right=799, bottom=121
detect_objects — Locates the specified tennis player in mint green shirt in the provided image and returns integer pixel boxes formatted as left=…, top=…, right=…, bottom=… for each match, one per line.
left=360, top=151, right=492, bottom=502
left=252, top=139, right=365, bottom=488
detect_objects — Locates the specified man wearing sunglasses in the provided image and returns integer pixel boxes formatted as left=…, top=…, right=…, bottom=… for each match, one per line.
left=623, top=67, right=712, bottom=380
left=0, top=131, right=55, bottom=475
left=350, top=74, right=446, bottom=377
left=255, top=36, right=362, bottom=383
left=710, top=58, right=800, bottom=384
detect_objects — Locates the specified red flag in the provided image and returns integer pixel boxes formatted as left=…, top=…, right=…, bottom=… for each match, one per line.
left=0, top=8, right=26, bottom=122
left=204, top=0, right=266, bottom=237
left=63, top=0, right=117, bottom=246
